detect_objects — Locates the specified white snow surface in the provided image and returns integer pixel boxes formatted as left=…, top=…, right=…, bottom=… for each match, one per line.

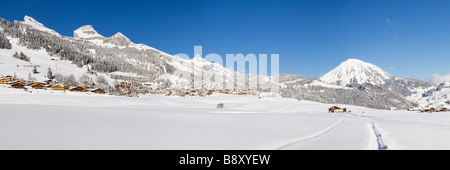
left=1, top=85, right=450, bottom=150
left=320, top=59, right=393, bottom=86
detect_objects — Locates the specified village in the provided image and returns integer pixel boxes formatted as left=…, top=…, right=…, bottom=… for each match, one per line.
left=0, top=73, right=259, bottom=98
left=327, top=105, right=448, bottom=114
left=1, top=73, right=448, bottom=114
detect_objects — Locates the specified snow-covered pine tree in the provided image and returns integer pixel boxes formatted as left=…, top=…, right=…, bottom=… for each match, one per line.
left=47, top=67, right=53, bottom=79
left=0, top=32, right=11, bottom=49
left=32, top=66, right=38, bottom=74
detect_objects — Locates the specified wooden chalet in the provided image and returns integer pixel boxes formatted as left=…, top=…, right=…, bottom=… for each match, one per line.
left=32, top=83, right=45, bottom=89
left=0, top=78, right=10, bottom=84
left=52, top=85, right=65, bottom=90
left=91, top=88, right=105, bottom=94
left=27, top=81, right=37, bottom=86
left=440, top=108, right=448, bottom=112
left=11, top=83, right=24, bottom=89
left=70, top=86, right=87, bottom=92
left=423, top=108, right=436, bottom=113
left=14, top=81, right=24, bottom=85
left=329, top=106, right=347, bottom=113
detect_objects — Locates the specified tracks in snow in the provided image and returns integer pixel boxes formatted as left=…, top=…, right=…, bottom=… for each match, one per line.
left=371, top=123, right=388, bottom=150
left=276, top=118, right=346, bottom=150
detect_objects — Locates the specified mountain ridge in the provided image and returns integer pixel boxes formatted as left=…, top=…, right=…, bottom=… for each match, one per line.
left=1, top=15, right=447, bottom=109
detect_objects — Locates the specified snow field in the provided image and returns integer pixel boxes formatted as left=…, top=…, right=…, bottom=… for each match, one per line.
left=1, top=85, right=450, bottom=150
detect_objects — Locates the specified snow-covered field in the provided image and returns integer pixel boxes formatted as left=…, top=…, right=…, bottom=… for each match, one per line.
left=1, top=85, right=450, bottom=150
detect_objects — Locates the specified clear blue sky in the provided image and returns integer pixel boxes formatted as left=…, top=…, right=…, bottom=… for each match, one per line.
left=1, top=0, right=449, bottom=81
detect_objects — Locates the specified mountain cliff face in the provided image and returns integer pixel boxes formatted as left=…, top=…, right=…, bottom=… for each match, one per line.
left=74, top=25, right=105, bottom=40
left=104, top=32, right=132, bottom=46
left=15, top=16, right=61, bottom=37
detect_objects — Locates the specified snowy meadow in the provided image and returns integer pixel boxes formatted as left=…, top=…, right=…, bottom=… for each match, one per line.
left=1, top=85, right=450, bottom=150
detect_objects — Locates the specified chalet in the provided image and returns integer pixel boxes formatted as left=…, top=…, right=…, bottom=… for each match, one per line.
left=14, top=81, right=24, bottom=85
left=91, top=88, right=105, bottom=94
left=27, top=81, right=36, bottom=86
left=52, top=85, right=65, bottom=90
left=11, top=83, right=24, bottom=89
left=32, top=84, right=45, bottom=89
left=0, top=78, right=10, bottom=84
left=423, top=108, right=436, bottom=113
left=329, top=106, right=347, bottom=113
left=440, top=108, right=448, bottom=112
left=70, top=86, right=87, bottom=92
left=64, top=86, right=70, bottom=90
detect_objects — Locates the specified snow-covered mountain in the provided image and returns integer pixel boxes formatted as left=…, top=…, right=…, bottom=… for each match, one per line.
left=319, top=59, right=393, bottom=86
left=104, top=32, right=132, bottom=46
left=74, top=25, right=104, bottom=40
left=0, top=15, right=446, bottom=110
left=15, top=16, right=61, bottom=37
left=281, top=58, right=440, bottom=109
left=0, top=15, right=272, bottom=91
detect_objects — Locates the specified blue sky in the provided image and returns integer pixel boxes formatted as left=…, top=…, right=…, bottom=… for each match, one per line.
left=1, top=0, right=450, bottom=81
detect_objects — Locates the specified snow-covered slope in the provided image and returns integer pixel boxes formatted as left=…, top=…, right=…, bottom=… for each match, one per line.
left=1, top=87, right=450, bottom=150
left=413, top=83, right=450, bottom=109
left=0, top=37, right=115, bottom=85
left=1, top=15, right=273, bottom=91
left=319, top=59, right=393, bottom=86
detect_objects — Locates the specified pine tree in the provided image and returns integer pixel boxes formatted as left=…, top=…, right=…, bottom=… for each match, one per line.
left=0, top=32, right=11, bottom=49
left=12, top=52, right=19, bottom=59
left=32, top=66, right=38, bottom=74
left=47, top=67, right=53, bottom=79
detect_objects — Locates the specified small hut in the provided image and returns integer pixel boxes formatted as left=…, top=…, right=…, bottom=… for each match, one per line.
left=329, top=106, right=347, bottom=113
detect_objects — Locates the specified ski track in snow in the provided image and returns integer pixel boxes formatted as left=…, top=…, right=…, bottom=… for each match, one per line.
left=371, top=123, right=388, bottom=150
left=275, top=118, right=346, bottom=150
